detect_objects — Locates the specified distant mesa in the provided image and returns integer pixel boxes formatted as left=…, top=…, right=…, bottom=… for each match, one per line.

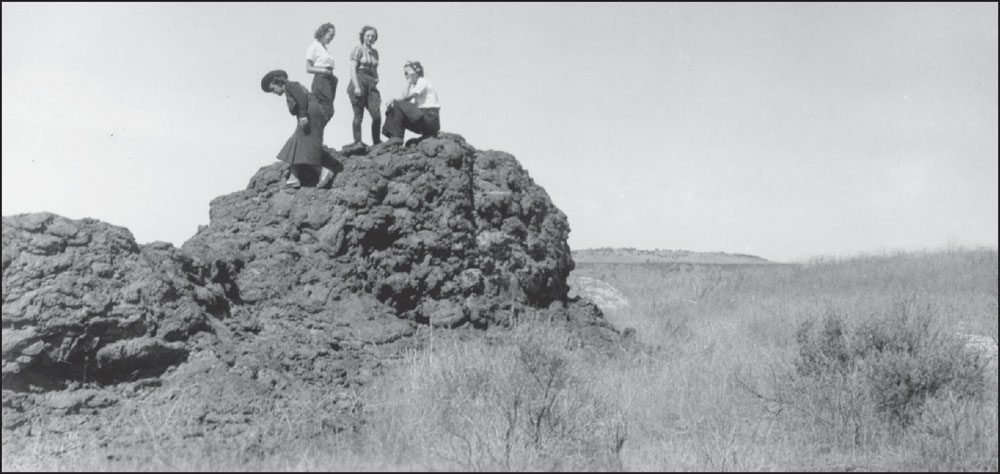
left=572, top=247, right=774, bottom=265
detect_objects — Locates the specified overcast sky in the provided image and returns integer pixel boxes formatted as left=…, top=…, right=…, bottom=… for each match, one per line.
left=3, top=2, right=997, bottom=262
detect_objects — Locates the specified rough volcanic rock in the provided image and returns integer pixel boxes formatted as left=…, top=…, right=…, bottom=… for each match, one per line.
left=171, top=133, right=595, bottom=392
left=1, top=134, right=622, bottom=465
left=2, top=134, right=601, bottom=399
left=182, top=133, right=575, bottom=328
left=472, top=147, right=575, bottom=308
left=1, top=213, right=229, bottom=391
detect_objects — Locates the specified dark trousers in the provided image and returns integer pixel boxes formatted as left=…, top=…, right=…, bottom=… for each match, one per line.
left=347, top=70, right=381, bottom=144
left=311, top=73, right=338, bottom=122
left=382, top=100, right=440, bottom=139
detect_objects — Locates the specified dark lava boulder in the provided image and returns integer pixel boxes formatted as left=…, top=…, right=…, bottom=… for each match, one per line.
left=182, top=133, right=575, bottom=329
left=1, top=213, right=229, bottom=391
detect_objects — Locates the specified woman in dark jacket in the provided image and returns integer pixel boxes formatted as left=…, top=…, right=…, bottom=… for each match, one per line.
left=261, top=69, right=335, bottom=189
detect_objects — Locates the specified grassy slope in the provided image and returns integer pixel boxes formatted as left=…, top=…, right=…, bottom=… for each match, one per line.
left=4, top=248, right=996, bottom=471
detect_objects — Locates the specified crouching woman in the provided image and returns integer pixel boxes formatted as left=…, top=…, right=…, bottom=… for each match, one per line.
left=382, top=60, right=440, bottom=143
left=260, top=69, right=335, bottom=189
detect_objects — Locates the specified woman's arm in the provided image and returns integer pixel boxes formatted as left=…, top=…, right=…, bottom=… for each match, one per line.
left=286, top=83, right=310, bottom=120
left=306, top=59, right=333, bottom=76
left=349, top=46, right=361, bottom=95
left=397, top=78, right=426, bottom=102
left=349, top=60, right=361, bottom=95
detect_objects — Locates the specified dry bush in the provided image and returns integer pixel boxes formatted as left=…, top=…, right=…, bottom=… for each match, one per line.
left=737, top=297, right=991, bottom=453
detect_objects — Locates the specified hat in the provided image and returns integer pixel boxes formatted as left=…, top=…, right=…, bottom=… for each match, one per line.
left=261, top=69, right=288, bottom=92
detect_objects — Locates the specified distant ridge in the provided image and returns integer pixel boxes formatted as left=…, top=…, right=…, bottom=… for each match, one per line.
left=573, top=247, right=774, bottom=265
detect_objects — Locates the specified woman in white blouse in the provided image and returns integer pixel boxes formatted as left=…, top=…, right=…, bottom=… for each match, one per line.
left=382, top=60, right=440, bottom=144
left=306, top=22, right=338, bottom=126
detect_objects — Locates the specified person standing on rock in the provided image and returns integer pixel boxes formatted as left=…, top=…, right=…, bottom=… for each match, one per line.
left=261, top=69, right=336, bottom=189
left=306, top=22, right=338, bottom=130
left=382, top=60, right=441, bottom=144
left=346, top=25, right=382, bottom=148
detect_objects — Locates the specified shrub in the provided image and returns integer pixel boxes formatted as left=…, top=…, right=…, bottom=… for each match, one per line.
left=794, top=308, right=852, bottom=377
left=791, top=300, right=988, bottom=430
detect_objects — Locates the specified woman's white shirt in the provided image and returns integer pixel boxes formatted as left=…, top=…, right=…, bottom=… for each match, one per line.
left=306, top=40, right=335, bottom=69
left=407, top=77, right=440, bottom=108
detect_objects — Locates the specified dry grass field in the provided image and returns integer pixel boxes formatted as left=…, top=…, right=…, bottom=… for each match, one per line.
left=560, top=247, right=997, bottom=471
left=5, top=248, right=996, bottom=471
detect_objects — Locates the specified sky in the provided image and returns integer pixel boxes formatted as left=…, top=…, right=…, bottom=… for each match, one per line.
left=2, top=2, right=997, bottom=263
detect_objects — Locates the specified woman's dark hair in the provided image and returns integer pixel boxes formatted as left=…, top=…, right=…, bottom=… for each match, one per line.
left=314, top=23, right=336, bottom=41
left=358, top=25, right=378, bottom=44
left=405, top=60, right=424, bottom=78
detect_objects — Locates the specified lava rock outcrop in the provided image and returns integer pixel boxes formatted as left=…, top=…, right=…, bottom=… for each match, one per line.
left=1, top=134, right=617, bottom=453
left=182, top=133, right=575, bottom=330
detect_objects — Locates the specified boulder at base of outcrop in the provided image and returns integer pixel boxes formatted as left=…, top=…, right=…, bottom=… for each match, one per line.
left=2, top=213, right=230, bottom=391
left=568, top=276, right=630, bottom=312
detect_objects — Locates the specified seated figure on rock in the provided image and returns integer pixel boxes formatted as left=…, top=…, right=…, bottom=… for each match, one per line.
left=382, top=60, right=441, bottom=146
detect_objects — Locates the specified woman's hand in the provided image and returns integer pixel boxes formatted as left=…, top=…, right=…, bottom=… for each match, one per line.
left=299, top=116, right=309, bottom=128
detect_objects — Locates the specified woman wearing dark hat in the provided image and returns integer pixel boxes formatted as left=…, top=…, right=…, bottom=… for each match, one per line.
left=382, top=60, right=441, bottom=143
left=306, top=22, right=337, bottom=124
left=346, top=25, right=382, bottom=147
left=261, top=69, right=335, bottom=189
